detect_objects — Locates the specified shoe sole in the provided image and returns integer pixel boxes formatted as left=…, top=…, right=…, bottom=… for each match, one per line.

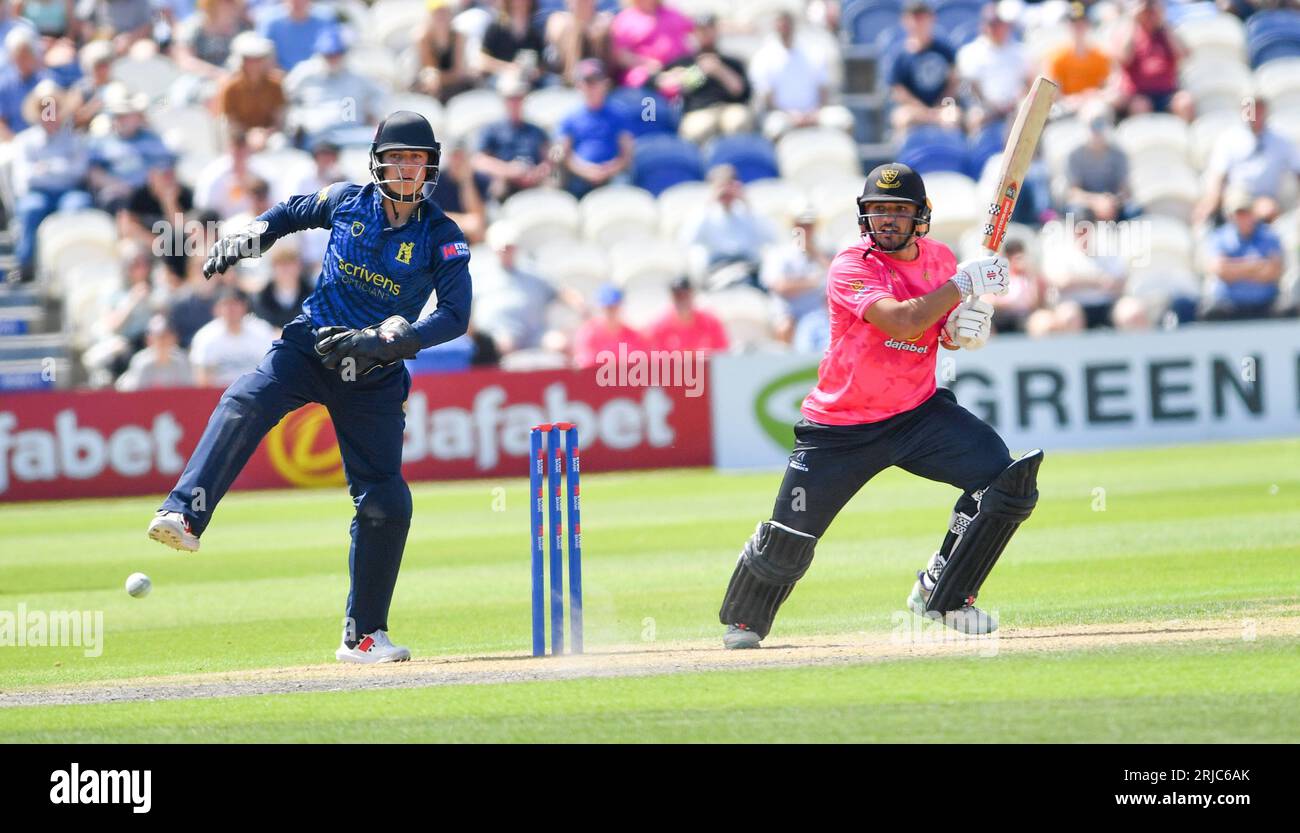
left=907, top=582, right=996, bottom=634
left=334, top=649, right=412, bottom=664
left=148, top=522, right=199, bottom=553
left=723, top=634, right=762, bottom=650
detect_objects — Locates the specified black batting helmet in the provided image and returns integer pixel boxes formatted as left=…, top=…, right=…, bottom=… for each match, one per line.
left=369, top=110, right=441, bottom=203
left=857, top=162, right=931, bottom=252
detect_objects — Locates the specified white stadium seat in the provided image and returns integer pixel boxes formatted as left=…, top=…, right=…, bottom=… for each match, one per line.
left=1115, top=113, right=1191, bottom=169
left=657, top=180, right=712, bottom=241
left=523, top=86, right=583, bottom=135
left=529, top=240, right=611, bottom=300
left=444, top=88, right=507, bottom=144
left=921, top=172, right=981, bottom=249
left=777, top=127, right=860, bottom=181
left=1175, top=13, right=1247, bottom=64
left=610, top=233, right=687, bottom=287
left=579, top=185, right=659, bottom=247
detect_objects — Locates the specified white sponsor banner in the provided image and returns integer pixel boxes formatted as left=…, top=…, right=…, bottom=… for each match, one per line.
left=711, top=320, right=1300, bottom=469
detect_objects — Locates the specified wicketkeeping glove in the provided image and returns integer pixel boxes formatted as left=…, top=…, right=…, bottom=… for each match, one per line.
left=942, top=298, right=994, bottom=350
left=202, top=220, right=268, bottom=279
left=314, top=315, right=421, bottom=376
left=949, top=255, right=1009, bottom=298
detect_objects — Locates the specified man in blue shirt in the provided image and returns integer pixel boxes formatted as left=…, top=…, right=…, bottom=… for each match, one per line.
left=87, top=83, right=174, bottom=211
left=471, top=72, right=552, bottom=201
left=148, top=111, right=472, bottom=664
left=886, top=0, right=960, bottom=135
left=0, top=28, right=50, bottom=140
left=557, top=59, right=633, bottom=198
left=1202, top=188, right=1284, bottom=321
left=258, top=0, right=334, bottom=72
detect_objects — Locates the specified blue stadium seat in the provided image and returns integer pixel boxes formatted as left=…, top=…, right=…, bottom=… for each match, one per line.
left=1246, top=10, right=1300, bottom=67
left=968, top=118, right=1007, bottom=178
left=942, top=16, right=982, bottom=48
left=607, top=87, right=679, bottom=137
left=705, top=134, right=779, bottom=183
left=633, top=134, right=704, bottom=196
left=897, top=125, right=969, bottom=175
left=843, top=0, right=904, bottom=47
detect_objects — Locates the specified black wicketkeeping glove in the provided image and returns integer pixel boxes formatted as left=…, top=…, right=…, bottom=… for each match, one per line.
left=202, top=220, right=268, bottom=279
left=314, top=315, right=421, bottom=376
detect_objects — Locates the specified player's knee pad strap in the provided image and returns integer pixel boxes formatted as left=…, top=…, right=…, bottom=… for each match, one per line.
left=928, top=449, right=1043, bottom=613
left=718, top=521, right=817, bottom=639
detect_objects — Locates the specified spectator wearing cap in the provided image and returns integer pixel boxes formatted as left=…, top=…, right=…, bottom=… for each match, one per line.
left=0, top=27, right=51, bottom=140
left=480, top=0, right=548, bottom=88
left=171, top=0, right=249, bottom=85
left=656, top=12, right=752, bottom=144
left=1201, top=188, right=1285, bottom=321
left=472, top=219, right=586, bottom=356
left=414, top=0, right=471, bottom=103
left=544, top=0, right=614, bottom=86
left=252, top=239, right=312, bottom=330
left=1064, top=101, right=1134, bottom=223
left=430, top=138, right=487, bottom=243
left=572, top=283, right=647, bottom=370
left=1045, top=2, right=1112, bottom=114
left=81, top=0, right=154, bottom=50
left=257, top=0, right=333, bottom=72
left=645, top=276, right=729, bottom=354
left=284, top=25, right=389, bottom=144
left=1196, top=96, right=1300, bottom=226
left=609, top=0, right=693, bottom=89
left=87, top=83, right=174, bottom=212
left=116, top=314, right=194, bottom=390
left=957, top=3, right=1030, bottom=133
left=70, top=39, right=114, bottom=128
left=759, top=202, right=829, bottom=343
left=215, top=31, right=286, bottom=142
left=189, top=286, right=276, bottom=386
left=9, top=80, right=91, bottom=279
left=1111, top=0, right=1194, bottom=122
left=750, top=9, right=852, bottom=140
left=472, top=71, right=552, bottom=201
left=681, top=164, right=774, bottom=290
left=193, top=128, right=279, bottom=225
left=886, top=0, right=961, bottom=135
left=557, top=58, right=634, bottom=198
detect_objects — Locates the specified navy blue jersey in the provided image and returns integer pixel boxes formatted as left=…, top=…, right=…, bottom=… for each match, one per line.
left=255, top=182, right=472, bottom=349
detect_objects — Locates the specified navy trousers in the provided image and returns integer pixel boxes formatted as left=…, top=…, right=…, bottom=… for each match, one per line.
left=161, top=315, right=412, bottom=639
left=771, top=388, right=1013, bottom=553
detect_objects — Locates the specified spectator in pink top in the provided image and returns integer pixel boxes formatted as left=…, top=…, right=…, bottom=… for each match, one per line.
left=610, top=0, right=694, bottom=88
left=645, top=276, right=730, bottom=353
left=573, top=284, right=647, bottom=369
left=1111, top=0, right=1193, bottom=121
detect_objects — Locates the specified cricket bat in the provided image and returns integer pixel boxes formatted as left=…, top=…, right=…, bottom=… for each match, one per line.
left=981, top=76, right=1058, bottom=254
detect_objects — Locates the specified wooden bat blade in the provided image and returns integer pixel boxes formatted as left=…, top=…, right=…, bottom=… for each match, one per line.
left=981, top=76, right=1058, bottom=252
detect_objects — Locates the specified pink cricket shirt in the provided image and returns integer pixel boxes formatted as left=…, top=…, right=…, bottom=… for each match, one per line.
left=801, top=237, right=959, bottom=425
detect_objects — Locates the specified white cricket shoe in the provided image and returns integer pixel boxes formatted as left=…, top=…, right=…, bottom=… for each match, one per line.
left=147, top=510, right=200, bottom=553
left=335, top=629, right=412, bottom=664
left=723, top=623, right=762, bottom=649
left=906, top=564, right=998, bottom=635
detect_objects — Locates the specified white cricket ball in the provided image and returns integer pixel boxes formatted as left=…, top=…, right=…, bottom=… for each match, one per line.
left=125, top=572, right=152, bottom=598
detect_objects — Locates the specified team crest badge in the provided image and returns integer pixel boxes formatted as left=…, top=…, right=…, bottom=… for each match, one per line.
left=396, top=242, right=414, bottom=265
left=876, top=168, right=901, bottom=189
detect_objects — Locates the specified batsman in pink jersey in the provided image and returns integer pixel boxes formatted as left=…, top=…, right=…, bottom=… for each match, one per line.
left=718, top=162, right=1044, bottom=648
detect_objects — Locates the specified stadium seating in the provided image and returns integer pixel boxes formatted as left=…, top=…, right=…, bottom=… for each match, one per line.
left=579, top=185, right=659, bottom=247
left=36, top=211, right=118, bottom=298
left=1245, top=9, right=1300, bottom=68
left=696, top=285, right=778, bottom=349
left=110, top=52, right=182, bottom=102
left=657, top=180, right=713, bottom=241
left=501, top=188, right=582, bottom=249
left=934, top=0, right=983, bottom=47
left=607, top=87, right=679, bottom=137
left=704, top=134, right=780, bottom=183
left=842, top=0, right=903, bottom=48
left=1180, top=57, right=1253, bottom=115
left=1115, top=114, right=1191, bottom=171
left=1175, top=12, right=1247, bottom=64
left=610, top=233, right=688, bottom=287
left=529, top=239, right=610, bottom=301
left=633, top=134, right=705, bottom=196
left=744, top=177, right=805, bottom=235
left=523, top=86, right=583, bottom=135
left=1254, top=57, right=1300, bottom=114
left=776, top=127, right=861, bottom=181
left=384, top=93, right=447, bottom=140
left=897, top=125, right=971, bottom=176
left=444, top=89, right=507, bottom=144
left=368, top=0, right=427, bottom=52
left=921, top=171, right=980, bottom=248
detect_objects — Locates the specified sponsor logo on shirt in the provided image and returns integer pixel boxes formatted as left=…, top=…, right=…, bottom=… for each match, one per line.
left=336, top=256, right=400, bottom=297
left=883, top=337, right=929, bottom=354
left=440, top=241, right=470, bottom=260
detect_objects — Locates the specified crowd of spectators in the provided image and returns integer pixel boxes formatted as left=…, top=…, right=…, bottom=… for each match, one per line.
left=1, top=0, right=1297, bottom=391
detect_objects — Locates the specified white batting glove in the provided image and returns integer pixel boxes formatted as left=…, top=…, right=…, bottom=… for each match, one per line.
left=949, top=256, right=1009, bottom=297
left=943, top=298, right=994, bottom=350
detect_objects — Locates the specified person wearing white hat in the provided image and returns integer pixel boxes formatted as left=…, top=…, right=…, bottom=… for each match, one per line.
left=215, top=30, right=285, bottom=142
left=87, top=82, right=173, bottom=211
left=0, top=27, right=50, bottom=140
left=760, top=200, right=831, bottom=343
left=10, top=80, right=92, bottom=279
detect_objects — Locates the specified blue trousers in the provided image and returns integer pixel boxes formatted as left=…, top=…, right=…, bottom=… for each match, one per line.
left=161, top=315, right=413, bottom=638
left=771, top=388, right=1013, bottom=550
left=16, top=189, right=94, bottom=268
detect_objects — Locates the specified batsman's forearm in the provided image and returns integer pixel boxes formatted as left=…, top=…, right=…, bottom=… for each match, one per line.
left=412, top=305, right=470, bottom=350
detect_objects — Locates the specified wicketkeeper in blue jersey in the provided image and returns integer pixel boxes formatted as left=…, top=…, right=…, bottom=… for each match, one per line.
left=147, top=111, right=472, bottom=663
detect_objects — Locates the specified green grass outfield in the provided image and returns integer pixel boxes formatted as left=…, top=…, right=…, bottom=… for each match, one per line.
left=1, top=437, right=1296, bottom=742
